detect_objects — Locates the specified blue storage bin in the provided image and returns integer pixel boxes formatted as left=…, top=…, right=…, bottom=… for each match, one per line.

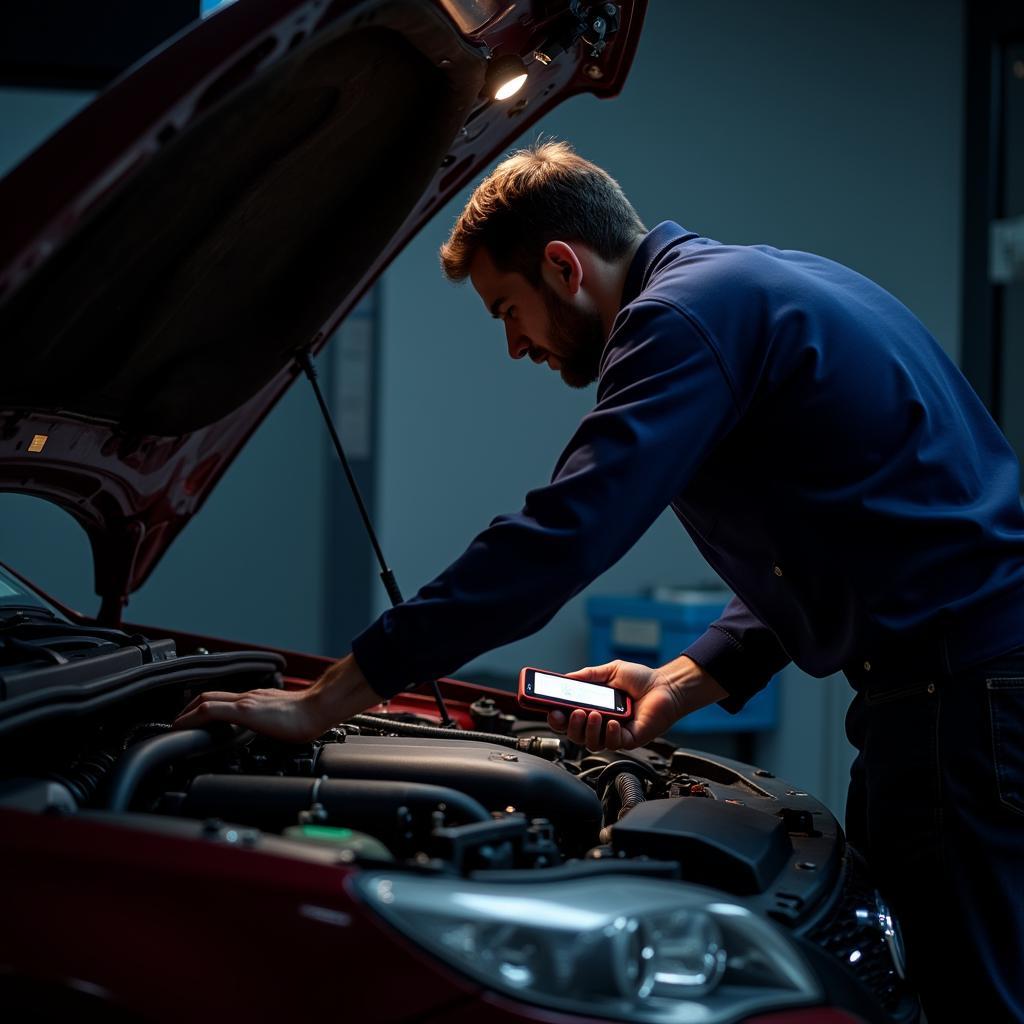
left=586, top=593, right=778, bottom=735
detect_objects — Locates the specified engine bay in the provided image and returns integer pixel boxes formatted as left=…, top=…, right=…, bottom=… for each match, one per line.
left=0, top=625, right=920, bottom=1023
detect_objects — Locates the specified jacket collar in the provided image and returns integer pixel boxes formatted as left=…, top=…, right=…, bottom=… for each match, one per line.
left=620, top=221, right=701, bottom=308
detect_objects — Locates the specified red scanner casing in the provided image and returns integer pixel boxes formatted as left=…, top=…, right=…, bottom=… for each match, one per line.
left=517, top=666, right=633, bottom=719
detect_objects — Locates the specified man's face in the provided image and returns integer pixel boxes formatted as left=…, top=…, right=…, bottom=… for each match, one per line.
left=469, top=246, right=605, bottom=389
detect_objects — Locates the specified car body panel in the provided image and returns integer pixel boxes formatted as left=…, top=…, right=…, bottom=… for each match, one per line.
left=0, top=807, right=484, bottom=1020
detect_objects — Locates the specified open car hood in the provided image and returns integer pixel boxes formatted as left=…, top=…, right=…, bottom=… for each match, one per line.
left=0, top=0, right=645, bottom=621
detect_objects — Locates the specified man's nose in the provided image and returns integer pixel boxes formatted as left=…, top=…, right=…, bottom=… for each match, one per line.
left=506, top=330, right=530, bottom=361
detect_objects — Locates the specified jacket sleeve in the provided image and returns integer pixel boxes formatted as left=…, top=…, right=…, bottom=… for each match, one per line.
left=352, top=300, right=750, bottom=699
left=684, top=594, right=791, bottom=712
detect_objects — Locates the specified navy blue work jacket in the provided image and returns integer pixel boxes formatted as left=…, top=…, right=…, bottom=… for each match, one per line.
left=353, top=222, right=1024, bottom=709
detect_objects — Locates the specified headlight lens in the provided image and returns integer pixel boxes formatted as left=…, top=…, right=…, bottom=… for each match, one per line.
left=356, top=874, right=821, bottom=1022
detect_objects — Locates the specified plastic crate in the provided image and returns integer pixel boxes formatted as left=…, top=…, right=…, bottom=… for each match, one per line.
left=586, top=593, right=778, bottom=734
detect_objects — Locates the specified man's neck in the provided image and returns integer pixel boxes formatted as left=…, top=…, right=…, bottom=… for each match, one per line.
left=593, top=234, right=645, bottom=339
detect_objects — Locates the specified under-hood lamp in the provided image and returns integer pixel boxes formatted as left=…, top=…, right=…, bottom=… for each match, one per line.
left=486, top=54, right=528, bottom=101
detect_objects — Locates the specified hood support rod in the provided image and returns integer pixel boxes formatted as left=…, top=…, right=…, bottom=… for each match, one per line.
left=295, top=349, right=454, bottom=728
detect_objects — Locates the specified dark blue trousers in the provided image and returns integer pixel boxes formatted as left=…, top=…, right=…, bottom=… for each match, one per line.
left=845, top=647, right=1024, bottom=1023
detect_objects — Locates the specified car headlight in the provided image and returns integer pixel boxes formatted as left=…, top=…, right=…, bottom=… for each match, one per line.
left=355, top=873, right=821, bottom=1022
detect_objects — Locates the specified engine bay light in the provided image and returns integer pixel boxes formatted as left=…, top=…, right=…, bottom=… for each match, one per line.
left=486, top=54, right=529, bottom=101
left=494, top=72, right=528, bottom=100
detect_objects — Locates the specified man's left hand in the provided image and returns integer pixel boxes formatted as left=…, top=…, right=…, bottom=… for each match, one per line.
left=172, top=652, right=378, bottom=741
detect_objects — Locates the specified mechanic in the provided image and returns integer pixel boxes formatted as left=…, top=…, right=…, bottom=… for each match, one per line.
left=176, top=141, right=1024, bottom=1022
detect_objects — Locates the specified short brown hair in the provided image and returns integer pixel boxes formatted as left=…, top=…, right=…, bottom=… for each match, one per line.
left=439, top=140, right=646, bottom=285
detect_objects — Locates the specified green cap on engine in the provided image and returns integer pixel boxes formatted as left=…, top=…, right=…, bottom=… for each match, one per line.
left=283, top=824, right=393, bottom=861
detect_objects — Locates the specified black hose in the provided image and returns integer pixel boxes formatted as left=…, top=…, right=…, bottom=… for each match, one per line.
left=615, top=771, right=647, bottom=818
left=350, top=714, right=562, bottom=760
left=598, top=768, right=648, bottom=844
left=106, top=725, right=251, bottom=812
left=50, top=747, right=119, bottom=806
left=351, top=713, right=518, bottom=746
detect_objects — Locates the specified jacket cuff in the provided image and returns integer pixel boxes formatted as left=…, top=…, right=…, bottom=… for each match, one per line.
left=684, top=625, right=772, bottom=714
left=351, top=615, right=410, bottom=700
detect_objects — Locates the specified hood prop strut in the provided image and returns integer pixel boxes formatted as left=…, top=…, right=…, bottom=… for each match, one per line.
left=295, top=349, right=455, bottom=728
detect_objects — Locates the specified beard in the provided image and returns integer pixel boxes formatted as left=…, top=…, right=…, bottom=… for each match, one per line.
left=541, top=280, right=607, bottom=389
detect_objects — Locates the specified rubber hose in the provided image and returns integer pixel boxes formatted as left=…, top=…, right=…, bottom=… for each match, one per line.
left=615, top=770, right=647, bottom=818
left=50, top=747, right=119, bottom=806
left=598, top=769, right=647, bottom=844
left=106, top=725, right=251, bottom=812
left=352, top=714, right=522, bottom=750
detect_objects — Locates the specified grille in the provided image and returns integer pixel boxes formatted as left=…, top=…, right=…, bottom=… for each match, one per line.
left=805, top=848, right=919, bottom=1022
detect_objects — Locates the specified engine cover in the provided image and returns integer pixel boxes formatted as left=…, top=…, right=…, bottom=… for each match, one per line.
left=611, top=797, right=794, bottom=894
left=316, top=735, right=601, bottom=844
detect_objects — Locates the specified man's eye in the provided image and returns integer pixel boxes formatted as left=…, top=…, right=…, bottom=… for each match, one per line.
left=505, top=306, right=516, bottom=321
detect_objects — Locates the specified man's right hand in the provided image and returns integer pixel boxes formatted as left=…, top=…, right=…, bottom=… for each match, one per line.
left=546, top=656, right=728, bottom=752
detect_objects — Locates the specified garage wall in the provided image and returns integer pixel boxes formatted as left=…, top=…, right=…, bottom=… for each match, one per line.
left=375, top=0, right=964, bottom=816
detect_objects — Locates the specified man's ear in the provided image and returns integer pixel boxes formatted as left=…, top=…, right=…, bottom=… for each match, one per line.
left=541, top=240, right=583, bottom=296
